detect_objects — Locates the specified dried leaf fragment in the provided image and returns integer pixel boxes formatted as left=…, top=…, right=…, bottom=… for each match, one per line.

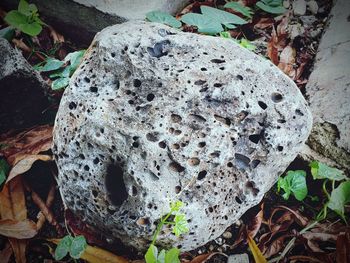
left=0, top=219, right=37, bottom=239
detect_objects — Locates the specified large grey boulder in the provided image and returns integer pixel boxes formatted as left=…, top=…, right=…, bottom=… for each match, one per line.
left=53, top=21, right=312, bottom=251
left=300, top=0, right=350, bottom=171
left=0, top=38, right=49, bottom=133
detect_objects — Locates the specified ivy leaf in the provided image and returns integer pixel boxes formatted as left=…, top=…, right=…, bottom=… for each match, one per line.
left=18, top=0, right=37, bottom=16
left=69, top=235, right=87, bottom=259
left=256, top=1, right=286, bottom=14
left=165, top=248, right=180, bottom=263
left=64, top=50, right=85, bottom=72
left=181, top=13, right=223, bottom=35
left=201, top=6, right=247, bottom=26
left=146, top=11, right=181, bottom=28
left=224, top=2, right=253, bottom=18
left=310, top=161, right=347, bottom=181
left=4, top=10, right=27, bottom=28
left=173, top=214, right=189, bottom=236
left=327, top=181, right=350, bottom=221
left=51, top=77, right=69, bottom=90
left=18, top=22, right=42, bottom=36
left=39, top=58, right=65, bottom=72
left=54, top=235, right=73, bottom=260
left=0, top=159, right=10, bottom=187
left=170, top=200, right=184, bottom=212
left=277, top=170, right=308, bottom=201
left=145, top=244, right=158, bottom=263
left=157, top=249, right=166, bottom=263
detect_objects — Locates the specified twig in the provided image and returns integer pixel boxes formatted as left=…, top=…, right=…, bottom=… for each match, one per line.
left=24, top=184, right=63, bottom=235
left=36, top=183, right=56, bottom=230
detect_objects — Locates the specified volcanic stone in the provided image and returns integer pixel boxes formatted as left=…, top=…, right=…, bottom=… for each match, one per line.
left=53, top=21, right=312, bottom=251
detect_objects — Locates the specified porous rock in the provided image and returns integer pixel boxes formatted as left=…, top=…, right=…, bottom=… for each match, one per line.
left=53, top=21, right=312, bottom=251
left=0, top=38, right=49, bottom=133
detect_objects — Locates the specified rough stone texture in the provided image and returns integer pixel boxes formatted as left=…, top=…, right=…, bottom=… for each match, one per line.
left=0, top=38, right=49, bottom=133
left=53, top=21, right=312, bottom=251
left=300, top=0, right=350, bottom=171
left=1, top=0, right=188, bottom=45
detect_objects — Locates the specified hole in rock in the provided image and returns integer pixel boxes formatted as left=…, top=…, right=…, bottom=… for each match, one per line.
left=211, top=59, right=225, bottom=64
left=147, top=93, right=155, bottom=101
left=194, top=80, right=207, bottom=85
left=197, top=170, right=207, bottom=180
left=200, top=67, right=207, bottom=71
left=146, top=132, right=159, bottom=142
left=158, top=141, right=166, bottom=149
left=169, top=162, right=185, bottom=173
left=198, top=142, right=206, bottom=148
left=133, top=79, right=142, bottom=87
left=235, top=153, right=251, bottom=170
left=105, top=163, right=128, bottom=206
left=90, top=86, right=98, bottom=93
left=271, top=92, right=283, bottom=103
left=248, top=134, right=261, bottom=144
left=277, top=145, right=284, bottom=151
left=295, top=109, right=304, bottom=116
left=69, top=102, right=77, bottom=110
left=170, top=114, right=182, bottom=123
left=175, top=186, right=181, bottom=194
left=132, top=186, right=138, bottom=196
left=258, top=101, right=267, bottom=110
left=147, top=40, right=171, bottom=58
left=214, top=115, right=231, bottom=126
left=251, top=159, right=261, bottom=168
left=236, top=75, right=243, bottom=80
left=235, top=196, right=242, bottom=204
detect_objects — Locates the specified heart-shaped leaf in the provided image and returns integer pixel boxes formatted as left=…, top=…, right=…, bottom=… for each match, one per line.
left=224, top=2, right=253, bottom=18
left=181, top=13, right=223, bottom=35
left=256, top=1, right=286, bottom=14
left=146, top=11, right=181, bottom=28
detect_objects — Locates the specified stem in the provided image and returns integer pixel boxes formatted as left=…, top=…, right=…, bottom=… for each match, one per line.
left=322, top=180, right=331, bottom=200
left=151, top=208, right=174, bottom=245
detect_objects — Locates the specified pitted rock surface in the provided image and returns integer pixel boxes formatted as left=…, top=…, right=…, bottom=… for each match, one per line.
left=53, top=21, right=312, bottom=251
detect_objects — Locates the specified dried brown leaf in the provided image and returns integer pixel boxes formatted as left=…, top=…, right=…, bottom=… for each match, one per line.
left=0, top=125, right=53, bottom=166
left=263, top=234, right=291, bottom=259
left=267, top=27, right=279, bottom=65
left=6, top=155, right=52, bottom=183
left=336, top=231, right=350, bottom=263
left=48, top=26, right=65, bottom=43
left=0, top=219, right=37, bottom=239
left=189, top=252, right=227, bottom=263
left=278, top=46, right=296, bottom=78
left=302, top=232, right=338, bottom=242
left=11, top=39, right=31, bottom=53
left=306, top=239, right=324, bottom=253
left=247, top=204, right=264, bottom=239
left=288, top=255, right=325, bottom=263
left=9, top=239, right=27, bottom=263
left=276, top=206, right=308, bottom=227
left=36, top=184, right=56, bottom=230
left=254, top=18, right=274, bottom=30
left=0, top=242, right=13, bottom=263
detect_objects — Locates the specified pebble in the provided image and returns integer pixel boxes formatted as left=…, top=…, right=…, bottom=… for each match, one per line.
left=215, top=237, right=224, bottom=245
left=283, top=0, right=290, bottom=8
left=223, top=231, right=233, bottom=239
left=293, top=0, right=307, bottom=16
left=300, top=15, right=317, bottom=26
left=209, top=245, right=215, bottom=251
left=307, top=0, right=319, bottom=14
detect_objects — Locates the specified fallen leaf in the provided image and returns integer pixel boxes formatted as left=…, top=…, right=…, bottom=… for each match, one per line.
left=6, top=154, right=52, bottom=183
left=0, top=125, right=53, bottom=166
left=302, top=232, right=338, bottom=242
left=48, top=26, right=65, bottom=43
left=11, top=38, right=31, bottom=53
left=49, top=239, right=129, bottom=263
left=36, top=184, right=56, bottom=230
left=188, top=253, right=225, bottom=263
left=263, top=234, right=291, bottom=258
left=0, top=242, right=13, bottom=263
left=276, top=206, right=308, bottom=227
left=0, top=176, right=28, bottom=263
left=267, top=27, right=279, bottom=65
left=254, top=17, right=274, bottom=29
left=247, top=204, right=264, bottom=239
left=336, top=231, right=350, bottom=263
left=0, top=219, right=37, bottom=239
left=247, top=235, right=267, bottom=263
left=278, top=45, right=296, bottom=78
left=288, top=255, right=324, bottom=263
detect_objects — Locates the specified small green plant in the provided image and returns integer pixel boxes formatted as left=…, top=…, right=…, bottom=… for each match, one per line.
left=54, top=235, right=87, bottom=260
left=146, top=11, right=181, bottom=28
left=4, top=0, right=44, bottom=36
left=256, top=0, right=286, bottom=14
left=277, top=170, right=308, bottom=201
left=219, top=32, right=257, bottom=51
left=0, top=159, right=10, bottom=187
left=35, top=50, right=85, bottom=90
left=145, top=200, right=189, bottom=263
left=224, top=2, right=254, bottom=18
left=181, top=6, right=247, bottom=35
left=278, top=161, right=350, bottom=223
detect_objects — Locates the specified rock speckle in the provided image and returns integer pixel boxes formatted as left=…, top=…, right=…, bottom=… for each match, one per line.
left=53, top=21, right=312, bottom=252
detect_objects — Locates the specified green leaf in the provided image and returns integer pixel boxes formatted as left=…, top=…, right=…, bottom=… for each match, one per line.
left=146, top=11, right=182, bottom=28
left=157, top=249, right=166, bottom=263
left=0, top=159, right=10, bottom=187
left=39, top=58, right=65, bottom=72
left=18, top=0, right=31, bottom=16
left=173, top=214, right=189, bottom=236
left=64, top=50, right=85, bottom=73
left=220, top=31, right=232, bottom=39
left=328, top=181, right=350, bottom=221
left=18, top=21, right=42, bottom=36
left=310, top=161, right=347, bottom=181
left=54, top=235, right=73, bottom=260
left=0, top=26, right=15, bottom=41
left=224, top=2, right=253, bottom=18
left=145, top=244, right=158, bottom=263
left=51, top=77, right=69, bottom=90
left=181, top=13, right=223, bottom=35
left=201, top=6, right=247, bottom=26
left=69, top=235, right=87, bottom=259
left=165, top=248, right=180, bottom=263
left=239, top=38, right=256, bottom=51
left=256, top=1, right=286, bottom=14
left=4, top=10, right=27, bottom=28
left=277, top=170, right=308, bottom=201
left=170, top=200, right=184, bottom=212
